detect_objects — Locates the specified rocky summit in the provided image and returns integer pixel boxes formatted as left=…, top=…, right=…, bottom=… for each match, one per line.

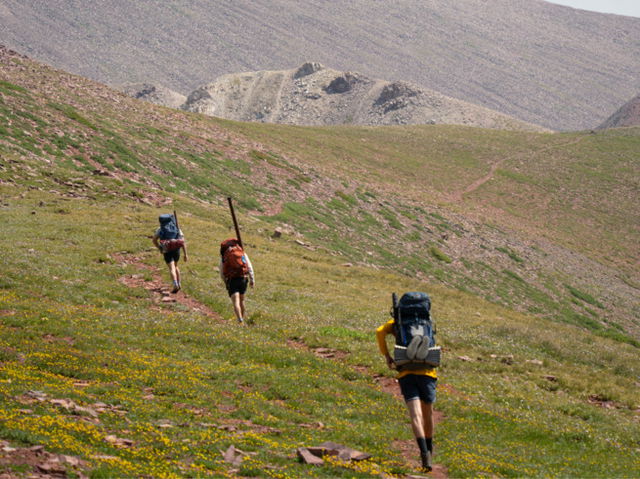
left=175, top=62, right=546, bottom=131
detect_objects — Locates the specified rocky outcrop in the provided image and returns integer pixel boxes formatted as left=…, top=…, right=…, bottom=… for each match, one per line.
left=294, top=62, right=323, bottom=79
left=324, top=73, right=361, bottom=94
left=179, top=62, right=548, bottom=131
left=121, top=83, right=186, bottom=109
left=597, top=94, right=640, bottom=129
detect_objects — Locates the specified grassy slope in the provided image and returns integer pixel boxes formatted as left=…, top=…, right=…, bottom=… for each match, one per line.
left=1, top=52, right=639, bottom=477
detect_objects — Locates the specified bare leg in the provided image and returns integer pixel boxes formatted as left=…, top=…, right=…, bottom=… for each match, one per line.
left=168, top=261, right=181, bottom=292
left=406, top=399, right=425, bottom=439
left=168, top=261, right=178, bottom=283
left=230, top=293, right=243, bottom=321
left=407, top=398, right=433, bottom=470
left=239, top=293, right=246, bottom=319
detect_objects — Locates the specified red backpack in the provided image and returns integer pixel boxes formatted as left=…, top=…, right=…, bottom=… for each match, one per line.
left=220, top=239, right=249, bottom=280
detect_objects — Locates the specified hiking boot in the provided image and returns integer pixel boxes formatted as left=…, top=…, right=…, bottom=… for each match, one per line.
left=420, top=451, right=432, bottom=472
left=406, top=335, right=422, bottom=360
left=415, top=337, right=431, bottom=360
left=171, top=283, right=180, bottom=294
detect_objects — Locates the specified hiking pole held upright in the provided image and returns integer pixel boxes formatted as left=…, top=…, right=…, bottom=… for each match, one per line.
left=173, top=209, right=188, bottom=262
left=227, top=197, right=243, bottom=249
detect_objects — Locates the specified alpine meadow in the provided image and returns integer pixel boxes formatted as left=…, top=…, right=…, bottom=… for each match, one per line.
left=0, top=40, right=639, bottom=479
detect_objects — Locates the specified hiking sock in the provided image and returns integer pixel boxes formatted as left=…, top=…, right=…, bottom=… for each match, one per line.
left=426, top=438, right=433, bottom=454
left=416, top=437, right=428, bottom=455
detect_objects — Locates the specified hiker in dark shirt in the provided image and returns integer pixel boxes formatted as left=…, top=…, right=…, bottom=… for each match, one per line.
left=152, top=214, right=185, bottom=294
left=377, top=318, right=437, bottom=472
left=219, top=238, right=254, bottom=324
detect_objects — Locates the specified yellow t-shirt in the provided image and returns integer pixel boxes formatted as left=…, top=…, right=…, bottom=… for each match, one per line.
left=376, top=318, right=437, bottom=379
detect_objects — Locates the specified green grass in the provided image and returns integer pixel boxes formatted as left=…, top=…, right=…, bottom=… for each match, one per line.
left=0, top=185, right=638, bottom=478
left=0, top=54, right=638, bottom=477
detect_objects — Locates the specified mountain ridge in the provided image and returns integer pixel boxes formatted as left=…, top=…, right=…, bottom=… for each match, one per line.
left=1, top=0, right=639, bottom=130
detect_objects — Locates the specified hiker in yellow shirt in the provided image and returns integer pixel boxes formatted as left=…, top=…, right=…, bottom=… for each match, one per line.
left=377, top=313, right=437, bottom=471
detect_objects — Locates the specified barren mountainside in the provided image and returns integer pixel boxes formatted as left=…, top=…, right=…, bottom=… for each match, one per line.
left=165, top=62, right=545, bottom=130
left=1, top=0, right=639, bottom=131
left=598, top=94, right=640, bottom=129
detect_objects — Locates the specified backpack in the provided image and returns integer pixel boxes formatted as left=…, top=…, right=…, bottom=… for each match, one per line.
left=220, top=238, right=249, bottom=280
left=158, top=214, right=183, bottom=252
left=391, top=292, right=441, bottom=369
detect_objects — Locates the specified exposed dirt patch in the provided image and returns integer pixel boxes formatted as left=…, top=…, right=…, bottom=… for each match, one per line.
left=285, top=338, right=349, bottom=360
left=587, top=394, right=626, bottom=410
left=0, top=441, right=88, bottom=478
left=114, top=253, right=222, bottom=321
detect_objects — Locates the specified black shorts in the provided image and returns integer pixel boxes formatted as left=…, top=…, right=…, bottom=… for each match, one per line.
left=398, top=374, right=437, bottom=404
left=226, top=277, right=248, bottom=296
left=163, top=249, right=180, bottom=264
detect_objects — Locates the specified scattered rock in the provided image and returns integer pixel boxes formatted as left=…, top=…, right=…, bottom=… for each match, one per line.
left=105, top=435, right=134, bottom=448
left=297, top=442, right=371, bottom=465
left=294, top=62, right=324, bottom=79
left=297, top=447, right=324, bottom=465
left=490, top=354, right=514, bottom=365
left=324, top=73, right=359, bottom=94
left=222, top=445, right=248, bottom=466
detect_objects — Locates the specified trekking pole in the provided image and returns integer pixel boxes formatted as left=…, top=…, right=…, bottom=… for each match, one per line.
left=393, top=292, right=406, bottom=345
left=227, top=197, right=243, bottom=249
left=173, top=209, right=188, bottom=262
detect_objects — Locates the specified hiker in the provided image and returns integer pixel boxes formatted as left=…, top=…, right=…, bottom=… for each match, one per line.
left=219, top=238, right=254, bottom=323
left=152, top=213, right=186, bottom=294
left=376, top=292, right=438, bottom=472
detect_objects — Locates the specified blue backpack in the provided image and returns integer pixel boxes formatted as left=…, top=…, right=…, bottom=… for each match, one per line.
left=392, top=292, right=440, bottom=368
left=158, top=214, right=179, bottom=240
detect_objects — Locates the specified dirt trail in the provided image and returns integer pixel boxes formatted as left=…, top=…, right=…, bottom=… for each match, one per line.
left=374, top=374, right=448, bottom=479
left=114, top=253, right=222, bottom=320
left=450, top=137, right=585, bottom=202
left=288, top=340, right=447, bottom=477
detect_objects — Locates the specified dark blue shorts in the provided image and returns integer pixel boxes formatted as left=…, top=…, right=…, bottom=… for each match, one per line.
left=163, top=249, right=180, bottom=264
left=398, top=374, right=437, bottom=404
left=226, top=277, right=248, bottom=296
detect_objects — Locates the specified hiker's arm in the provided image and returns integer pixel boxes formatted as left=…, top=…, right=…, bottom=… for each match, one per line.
left=179, top=230, right=188, bottom=262
left=376, top=319, right=395, bottom=368
left=219, top=258, right=225, bottom=283
left=152, top=235, right=161, bottom=252
left=245, top=254, right=255, bottom=286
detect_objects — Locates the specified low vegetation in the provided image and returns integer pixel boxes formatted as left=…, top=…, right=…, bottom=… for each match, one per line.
left=0, top=49, right=638, bottom=477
